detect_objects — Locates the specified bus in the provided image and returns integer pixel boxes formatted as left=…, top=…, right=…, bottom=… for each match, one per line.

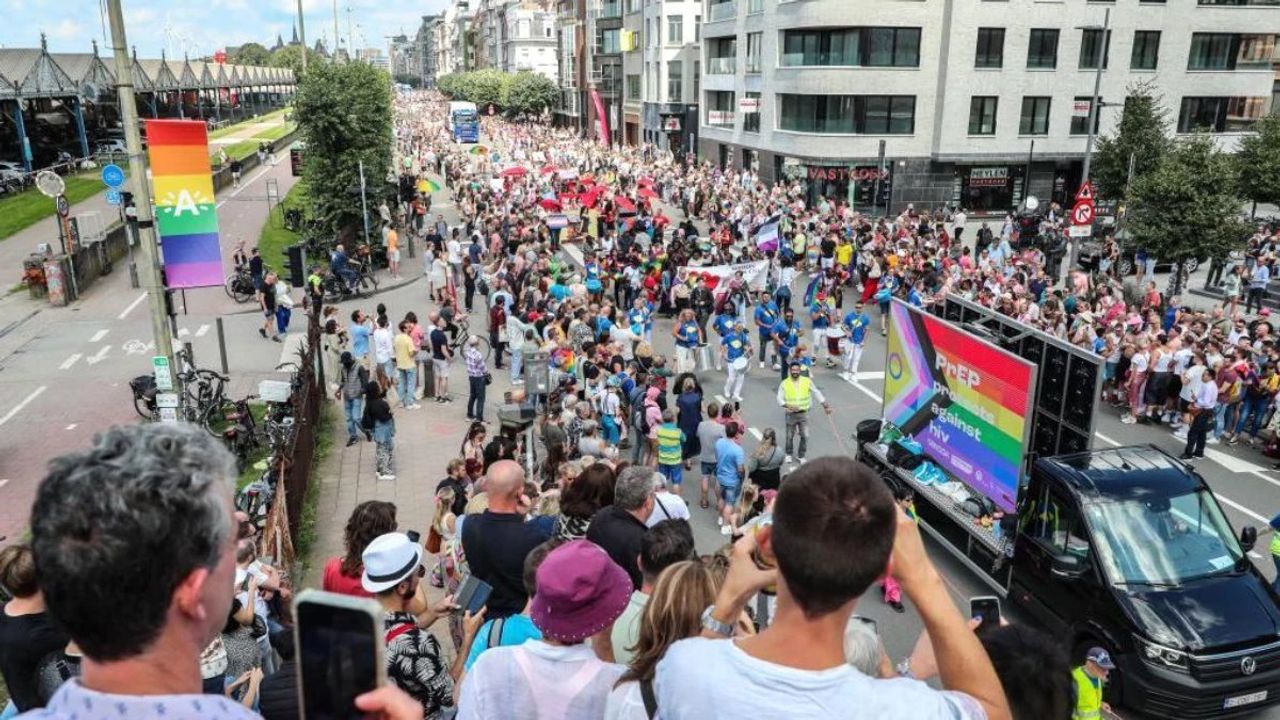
left=447, top=101, right=479, bottom=143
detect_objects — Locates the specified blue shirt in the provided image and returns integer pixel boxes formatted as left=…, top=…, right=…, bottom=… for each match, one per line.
left=754, top=302, right=779, bottom=334
left=722, top=331, right=749, bottom=361
left=350, top=323, right=371, bottom=358
left=629, top=306, right=651, bottom=334
left=772, top=319, right=800, bottom=353
left=907, top=288, right=923, bottom=307
left=596, top=315, right=614, bottom=336
left=810, top=302, right=830, bottom=329
left=714, top=313, right=736, bottom=337
left=465, top=613, right=543, bottom=670
left=18, top=679, right=260, bottom=720
left=549, top=283, right=571, bottom=301
left=714, top=437, right=745, bottom=487
left=843, top=311, right=871, bottom=344
left=677, top=321, right=701, bottom=348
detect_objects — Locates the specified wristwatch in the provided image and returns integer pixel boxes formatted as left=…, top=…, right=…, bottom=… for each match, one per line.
left=701, top=605, right=735, bottom=637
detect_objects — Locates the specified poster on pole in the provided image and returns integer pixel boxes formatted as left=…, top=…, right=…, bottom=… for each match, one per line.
left=883, top=300, right=1036, bottom=513
left=145, top=120, right=223, bottom=288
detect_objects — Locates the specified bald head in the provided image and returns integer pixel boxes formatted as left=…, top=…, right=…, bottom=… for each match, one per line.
left=486, top=460, right=525, bottom=501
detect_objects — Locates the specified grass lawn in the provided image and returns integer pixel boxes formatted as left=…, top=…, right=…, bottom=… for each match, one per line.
left=228, top=403, right=271, bottom=490
left=255, top=123, right=297, bottom=142
left=212, top=139, right=263, bottom=162
left=0, top=171, right=117, bottom=240
left=258, top=181, right=308, bottom=265
left=209, top=108, right=289, bottom=139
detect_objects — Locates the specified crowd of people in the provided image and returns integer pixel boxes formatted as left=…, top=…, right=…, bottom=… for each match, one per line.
left=8, top=88, right=1280, bottom=720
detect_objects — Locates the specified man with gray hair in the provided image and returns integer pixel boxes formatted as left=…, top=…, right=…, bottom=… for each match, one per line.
left=585, top=465, right=656, bottom=588
left=22, top=424, right=421, bottom=720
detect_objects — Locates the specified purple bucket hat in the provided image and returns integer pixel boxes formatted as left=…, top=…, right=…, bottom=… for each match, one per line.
left=529, top=540, right=631, bottom=643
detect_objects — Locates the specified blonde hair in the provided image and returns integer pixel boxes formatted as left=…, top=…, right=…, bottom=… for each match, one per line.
left=464, top=491, right=490, bottom=515
left=618, top=561, right=716, bottom=685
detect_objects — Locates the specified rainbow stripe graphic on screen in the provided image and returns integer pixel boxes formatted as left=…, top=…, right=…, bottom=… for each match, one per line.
left=883, top=302, right=1035, bottom=512
left=145, top=120, right=223, bottom=288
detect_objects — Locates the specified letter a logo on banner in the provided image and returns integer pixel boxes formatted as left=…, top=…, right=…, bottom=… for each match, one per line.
left=1075, top=181, right=1095, bottom=203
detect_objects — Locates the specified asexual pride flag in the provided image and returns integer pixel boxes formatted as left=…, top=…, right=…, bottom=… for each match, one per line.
left=145, top=120, right=223, bottom=288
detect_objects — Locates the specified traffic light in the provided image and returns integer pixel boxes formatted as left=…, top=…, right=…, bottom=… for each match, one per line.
left=284, top=244, right=306, bottom=287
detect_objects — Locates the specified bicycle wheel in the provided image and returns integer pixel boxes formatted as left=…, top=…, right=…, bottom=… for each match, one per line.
left=362, top=272, right=380, bottom=292
left=473, top=335, right=491, bottom=361
left=202, top=398, right=238, bottom=437
left=133, top=393, right=155, bottom=421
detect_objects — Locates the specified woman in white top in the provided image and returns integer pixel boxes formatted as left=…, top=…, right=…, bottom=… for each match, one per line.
left=429, top=249, right=450, bottom=303
left=605, top=561, right=720, bottom=720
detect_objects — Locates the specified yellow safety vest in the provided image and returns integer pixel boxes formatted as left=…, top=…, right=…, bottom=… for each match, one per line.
left=1072, top=667, right=1104, bottom=720
left=1270, top=531, right=1280, bottom=557
left=782, top=376, right=813, bottom=412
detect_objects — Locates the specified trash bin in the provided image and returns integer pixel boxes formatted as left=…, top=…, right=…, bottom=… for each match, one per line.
left=22, top=257, right=46, bottom=299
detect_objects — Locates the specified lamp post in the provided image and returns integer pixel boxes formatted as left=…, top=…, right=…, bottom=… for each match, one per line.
left=1078, top=7, right=1110, bottom=186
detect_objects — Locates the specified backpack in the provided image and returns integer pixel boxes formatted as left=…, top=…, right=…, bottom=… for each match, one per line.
left=633, top=404, right=651, bottom=435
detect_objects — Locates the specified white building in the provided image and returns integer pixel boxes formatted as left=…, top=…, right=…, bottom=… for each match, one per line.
left=617, top=0, right=701, bottom=150
left=503, top=2, right=560, bottom=82
left=698, top=0, right=1280, bottom=214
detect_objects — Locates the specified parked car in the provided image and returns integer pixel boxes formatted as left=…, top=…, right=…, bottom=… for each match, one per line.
left=0, top=160, right=24, bottom=194
left=94, top=139, right=128, bottom=155
left=1076, top=230, right=1203, bottom=276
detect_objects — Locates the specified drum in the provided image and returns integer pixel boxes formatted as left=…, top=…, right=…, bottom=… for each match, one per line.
left=731, top=356, right=748, bottom=371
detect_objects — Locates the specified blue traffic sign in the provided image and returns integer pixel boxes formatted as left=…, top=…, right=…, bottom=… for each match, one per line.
left=101, top=163, right=125, bottom=188
left=105, top=189, right=123, bottom=206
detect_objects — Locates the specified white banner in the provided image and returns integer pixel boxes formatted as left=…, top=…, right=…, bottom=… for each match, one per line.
left=676, top=260, right=769, bottom=297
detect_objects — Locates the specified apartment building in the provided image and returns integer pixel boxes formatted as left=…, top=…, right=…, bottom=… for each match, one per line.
left=698, top=0, right=1279, bottom=214
left=503, top=3, right=560, bottom=81
left=416, top=14, right=441, bottom=87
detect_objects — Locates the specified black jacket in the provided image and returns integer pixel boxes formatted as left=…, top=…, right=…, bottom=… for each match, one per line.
left=585, top=505, right=648, bottom=589
left=257, top=660, right=299, bottom=720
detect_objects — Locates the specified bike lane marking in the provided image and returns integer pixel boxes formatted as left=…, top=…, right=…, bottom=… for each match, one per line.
left=0, top=385, right=47, bottom=427
left=117, top=292, right=148, bottom=320
left=59, top=354, right=82, bottom=370
left=90, top=329, right=109, bottom=343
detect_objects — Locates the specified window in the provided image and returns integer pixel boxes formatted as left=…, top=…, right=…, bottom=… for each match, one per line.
left=1199, top=0, right=1280, bottom=5
left=1178, top=96, right=1267, bottom=132
left=1027, top=28, right=1059, bottom=69
left=968, top=96, right=998, bottom=135
left=706, top=90, right=735, bottom=127
left=779, top=27, right=921, bottom=67
left=1070, top=96, right=1101, bottom=135
left=743, top=91, right=761, bottom=132
left=695, top=16, right=701, bottom=41
left=707, top=37, right=737, bottom=74
left=693, top=59, right=700, bottom=98
left=668, top=15, right=683, bottom=45
left=778, top=94, right=916, bottom=134
left=975, top=28, right=1005, bottom=68
left=1019, top=96, right=1051, bottom=134
left=667, top=59, right=683, bottom=101
left=1079, top=28, right=1110, bottom=69
left=601, top=28, right=621, bottom=53
left=748, top=0, right=764, bottom=12
left=627, top=73, right=641, bottom=100
left=1188, top=33, right=1277, bottom=70
left=746, top=32, right=762, bottom=73
left=708, top=0, right=736, bottom=21
left=1131, top=31, right=1160, bottom=70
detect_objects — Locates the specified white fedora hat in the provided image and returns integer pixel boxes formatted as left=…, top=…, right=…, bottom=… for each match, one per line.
left=361, top=533, right=423, bottom=593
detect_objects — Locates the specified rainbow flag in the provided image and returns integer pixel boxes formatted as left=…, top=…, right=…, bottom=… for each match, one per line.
left=145, top=120, right=222, bottom=288
left=469, top=145, right=490, bottom=156
left=417, top=178, right=441, bottom=193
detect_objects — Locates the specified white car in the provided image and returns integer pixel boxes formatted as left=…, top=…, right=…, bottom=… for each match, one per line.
left=0, top=160, right=23, bottom=190
left=94, top=139, right=128, bottom=155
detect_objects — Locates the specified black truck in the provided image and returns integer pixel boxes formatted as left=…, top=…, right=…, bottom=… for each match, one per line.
left=859, top=441, right=1280, bottom=718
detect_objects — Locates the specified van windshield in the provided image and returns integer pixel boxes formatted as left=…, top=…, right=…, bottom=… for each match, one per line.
left=1082, top=489, right=1244, bottom=586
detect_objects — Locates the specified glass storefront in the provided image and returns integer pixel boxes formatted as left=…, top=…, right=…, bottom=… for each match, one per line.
left=779, top=157, right=891, bottom=211
left=952, top=165, right=1024, bottom=213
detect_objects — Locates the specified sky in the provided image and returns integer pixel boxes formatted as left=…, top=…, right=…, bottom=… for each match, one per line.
left=2, top=0, right=448, bottom=60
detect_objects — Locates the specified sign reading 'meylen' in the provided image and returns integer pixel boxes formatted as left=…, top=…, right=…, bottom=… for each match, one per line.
left=806, top=166, right=890, bottom=182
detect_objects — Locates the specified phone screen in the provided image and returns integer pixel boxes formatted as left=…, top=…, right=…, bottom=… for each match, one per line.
left=455, top=575, right=493, bottom=615
left=970, top=596, right=1001, bottom=633
left=297, top=597, right=381, bottom=720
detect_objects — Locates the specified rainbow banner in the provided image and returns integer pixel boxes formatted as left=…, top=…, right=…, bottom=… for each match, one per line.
left=144, top=120, right=222, bottom=288
left=883, top=301, right=1036, bottom=512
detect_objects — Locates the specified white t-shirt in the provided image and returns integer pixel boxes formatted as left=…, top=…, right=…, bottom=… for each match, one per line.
left=647, top=491, right=691, bottom=527
left=604, top=681, right=649, bottom=720
left=458, top=640, right=623, bottom=720
left=655, top=637, right=986, bottom=720
left=447, top=239, right=463, bottom=264
left=373, top=327, right=394, bottom=364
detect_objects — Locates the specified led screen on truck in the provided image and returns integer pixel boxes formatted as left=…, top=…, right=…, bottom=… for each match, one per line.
left=883, top=300, right=1036, bottom=513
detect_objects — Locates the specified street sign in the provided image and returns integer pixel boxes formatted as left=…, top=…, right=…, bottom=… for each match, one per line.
left=155, top=392, right=179, bottom=409
left=1071, top=201, right=1095, bottom=226
left=35, top=170, right=64, bottom=198
left=101, top=163, right=125, bottom=188
left=152, top=355, right=173, bottom=391
left=1072, top=100, right=1092, bottom=118
left=55, top=195, right=70, bottom=217
left=258, top=380, right=292, bottom=402
left=158, top=407, right=178, bottom=424
left=1075, top=181, right=1095, bottom=203
left=738, top=97, right=760, bottom=113
left=105, top=189, right=123, bottom=206
left=1068, top=225, right=1093, bottom=238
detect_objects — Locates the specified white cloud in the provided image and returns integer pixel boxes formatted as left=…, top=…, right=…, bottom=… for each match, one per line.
left=47, top=18, right=83, bottom=42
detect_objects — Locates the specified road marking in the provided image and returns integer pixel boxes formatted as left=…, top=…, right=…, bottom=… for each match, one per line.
left=216, top=160, right=278, bottom=208
left=747, top=427, right=763, bottom=441
left=853, top=371, right=885, bottom=381
left=840, top=374, right=883, bottom=403
left=195, top=324, right=210, bottom=338
left=1201, top=447, right=1274, bottom=476
left=90, top=329, right=109, bottom=343
left=117, top=292, right=148, bottom=320
left=0, top=385, right=46, bottom=426
left=1095, top=432, right=1121, bottom=447
left=59, top=353, right=82, bottom=370
left=0, top=479, right=7, bottom=489
left=84, top=345, right=111, bottom=365
left=1248, top=470, right=1280, bottom=490
left=65, top=423, right=77, bottom=430
left=1214, top=493, right=1269, bottom=523
left=122, top=339, right=150, bottom=355
left=178, top=327, right=190, bottom=337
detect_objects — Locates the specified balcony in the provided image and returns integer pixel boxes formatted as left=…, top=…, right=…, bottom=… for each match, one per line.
left=707, top=57, right=736, bottom=74
left=708, top=0, right=737, bottom=22
left=601, top=0, right=622, bottom=18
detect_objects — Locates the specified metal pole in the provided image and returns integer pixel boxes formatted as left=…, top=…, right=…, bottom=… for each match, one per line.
left=359, top=158, right=371, bottom=244
left=334, top=0, right=341, bottom=62
left=297, top=0, right=308, bottom=75
left=1023, top=139, right=1034, bottom=201
left=216, top=317, right=230, bottom=374
left=1080, top=7, right=1109, bottom=186
left=107, top=0, right=176, bottom=379
left=873, top=139, right=886, bottom=214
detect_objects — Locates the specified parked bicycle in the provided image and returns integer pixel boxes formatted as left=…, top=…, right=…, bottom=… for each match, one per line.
left=447, top=316, right=491, bottom=360
left=203, top=394, right=261, bottom=472
left=224, top=262, right=260, bottom=303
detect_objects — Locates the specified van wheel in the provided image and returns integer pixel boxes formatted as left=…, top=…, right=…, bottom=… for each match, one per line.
left=1073, top=638, right=1125, bottom=710
left=1117, top=257, right=1135, bottom=276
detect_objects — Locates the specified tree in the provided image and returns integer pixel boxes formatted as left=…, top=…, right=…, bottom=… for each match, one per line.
left=436, top=72, right=462, bottom=98
left=1126, top=133, right=1249, bottom=296
left=392, top=73, right=422, bottom=89
left=502, top=71, right=558, bottom=118
left=294, top=61, right=394, bottom=240
left=1091, top=81, right=1172, bottom=202
left=232, top=42, right=271, bottom=66
left=269, top=45, right=324, bottom=80
left=467, top=68, right=508, bottom=109
left=1236, top=113, right=1280, bottom=213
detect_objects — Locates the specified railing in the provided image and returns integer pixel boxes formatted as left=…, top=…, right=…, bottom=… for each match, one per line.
left=707, top=57, right=737, bottom=74
left=708, top=0, right=737, bottom=22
